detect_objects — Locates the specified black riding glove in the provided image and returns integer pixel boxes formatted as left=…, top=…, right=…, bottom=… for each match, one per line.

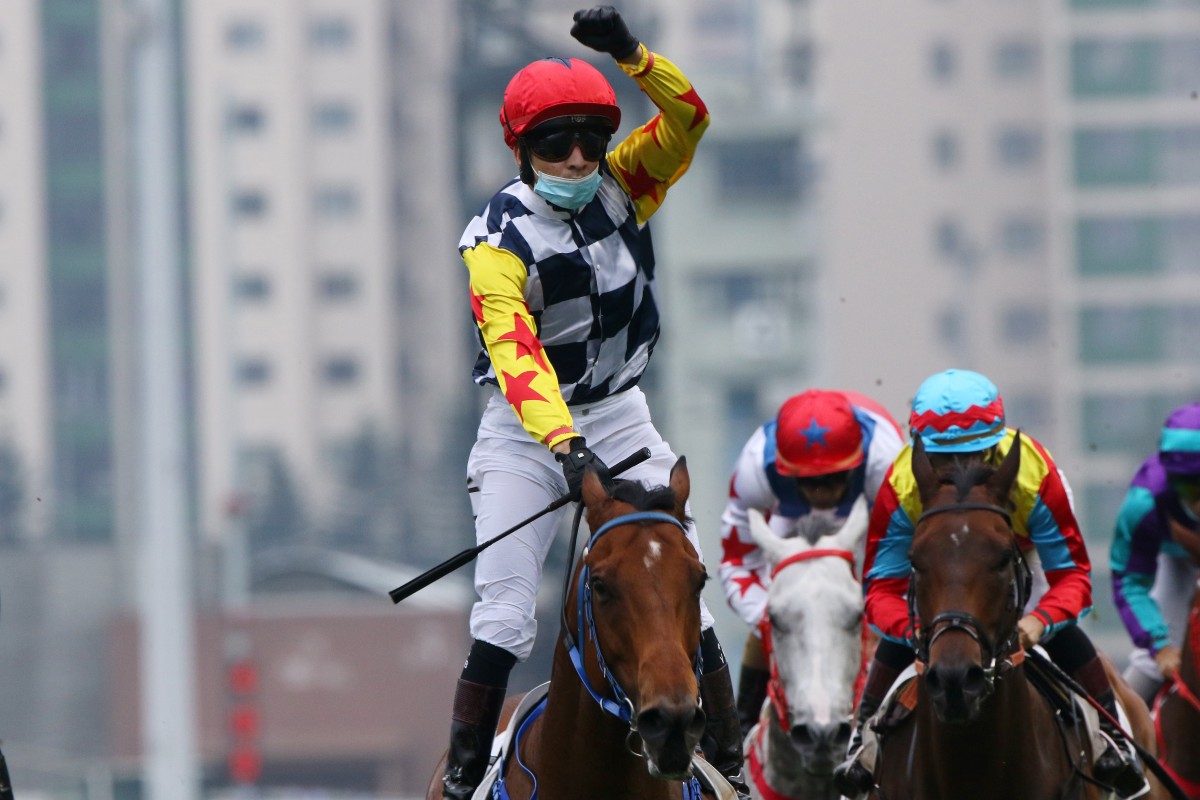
left=571, top=6, right=640, bottom=60
left=555, top=437, right=612, bottom=499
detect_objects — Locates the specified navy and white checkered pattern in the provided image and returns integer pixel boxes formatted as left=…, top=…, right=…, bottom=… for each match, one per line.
left=460, top=171, right=659, bottom=406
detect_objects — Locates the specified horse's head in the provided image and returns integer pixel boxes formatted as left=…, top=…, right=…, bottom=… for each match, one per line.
left=570, top=458, right=708, bottom=780
left=746, top=499, right=868, bottom=773
left=909, top=435, right=1030, bottom=724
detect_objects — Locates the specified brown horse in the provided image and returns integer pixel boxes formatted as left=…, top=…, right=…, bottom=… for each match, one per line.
left=873, top=437, right=1165, bottom=800
left=1155, top=578, right=1200, bottom=797
left=426, top=459, right=726, bottom=800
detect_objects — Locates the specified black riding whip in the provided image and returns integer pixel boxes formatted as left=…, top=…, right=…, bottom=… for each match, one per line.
left=1026, top=648, right=1189, bottom=800
left=388, top=447, right=652, bottom=604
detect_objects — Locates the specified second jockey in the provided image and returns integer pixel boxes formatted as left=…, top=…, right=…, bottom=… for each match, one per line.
left=716, top=389, right=904, bottom=738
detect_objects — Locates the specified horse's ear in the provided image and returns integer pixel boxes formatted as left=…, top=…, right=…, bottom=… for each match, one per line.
left=669, top=456, right=690, bottom=521
left=832, top=495, right=870, bottom=554
left=581, top=466, right=611, bottom=511
left=745, top=508, right=794, bottom=566
left=911, top=435, right=939, bottom=505
left=987, top=431, right=1021, bottom=503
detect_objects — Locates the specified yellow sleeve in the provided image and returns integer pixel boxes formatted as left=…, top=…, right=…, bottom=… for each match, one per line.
left=464, top=243, right=579, bottom=449
left=606, top=47, right=710, bottom=225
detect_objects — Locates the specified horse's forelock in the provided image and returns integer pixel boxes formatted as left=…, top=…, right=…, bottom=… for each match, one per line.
left=941, top=461, right=999, bottom=503
left=607, top=479, right=693, bottom=526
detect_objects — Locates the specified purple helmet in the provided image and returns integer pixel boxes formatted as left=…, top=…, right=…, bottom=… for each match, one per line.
left=1159, top=402, right=1200, bottom=478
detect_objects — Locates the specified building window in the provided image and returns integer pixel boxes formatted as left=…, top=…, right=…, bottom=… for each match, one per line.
left=318, top=273, right=358, bottom=299
left=995, top=39, right=1039, bottom=79
left=1000, top=305, right=1048, bottom=344
left=937, top=307, right=965, bottom=347
left=312, top=101, right=354, bottom=134
left=713, top=137, right=810, bottom=203
left=932, top=129, right=960, bottom=169
left=1074, top=128, right=1153, bottom=186
left=227, top=104, right=265, bottom=133
left=311, top=18, right=352, bottom=49
left=314, top=187, right=358, bottom=218
left=237, top=357, right=271, bottom=386
left=999, top=215, right=1045, bottom=257
left=322, top=356, right=360, bottom=385
left=930, top=41, right=957, bottom=82
left=935, top=217, right=964, bottom=259
left=1004, top=392, right=1051, bottom=431
left=227, top=20, right=265, bottom=51
left=234, top=274, right=271, bottom=301
left=232, top=190, right=268, bottom=218
left=996, top=127, right=1041, bottom=168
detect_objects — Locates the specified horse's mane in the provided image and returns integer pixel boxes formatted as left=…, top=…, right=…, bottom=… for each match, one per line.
left=608, top=478, right=693, bottom=526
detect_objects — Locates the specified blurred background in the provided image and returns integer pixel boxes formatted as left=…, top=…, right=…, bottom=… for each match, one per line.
left=1, top=0, right=1198, bottom=796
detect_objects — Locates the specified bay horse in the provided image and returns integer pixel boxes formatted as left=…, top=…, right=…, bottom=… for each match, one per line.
left=873, top=436, right=1165, bottom=800
left=742, top=498, right=870, bottom=800
left=426, top=459, right=732, bottom=800
left=1155, top=577, right=1200, bottom=797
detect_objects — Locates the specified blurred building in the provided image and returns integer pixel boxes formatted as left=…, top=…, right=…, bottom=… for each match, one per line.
left=184, top=0, right=470, bottom=563
left=818, top=0, right=1200, bottom=626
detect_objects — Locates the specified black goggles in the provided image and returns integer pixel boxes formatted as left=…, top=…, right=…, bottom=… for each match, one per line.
left=795, top=471, right=852, bottom=489
left=525, top=126, right=611, bottom=162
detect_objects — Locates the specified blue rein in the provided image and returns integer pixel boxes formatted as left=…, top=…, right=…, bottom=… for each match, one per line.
left=494, top=509, right=705, bottom=799
left=566, top=511, right=700, bottom=724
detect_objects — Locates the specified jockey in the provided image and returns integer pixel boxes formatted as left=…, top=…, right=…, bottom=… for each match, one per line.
left=1110, top=402, right=1200, bottom=705
left=443, top=7, right=749, bottom=799
left=834, top=369, right=1147, bottom=800
left=716, top=388, right=904, bottom=738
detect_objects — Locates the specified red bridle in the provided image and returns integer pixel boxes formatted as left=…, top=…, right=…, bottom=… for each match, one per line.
left=757, top=548, right=868, bottom=732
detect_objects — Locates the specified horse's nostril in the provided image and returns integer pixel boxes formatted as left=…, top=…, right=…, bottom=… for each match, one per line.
left=964, top=664, right=987, bottom=693
left=636, top=704, right=700, bottom=747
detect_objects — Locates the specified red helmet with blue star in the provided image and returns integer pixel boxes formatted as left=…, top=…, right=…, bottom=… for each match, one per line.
left=775, top=390, right=864, bottom=477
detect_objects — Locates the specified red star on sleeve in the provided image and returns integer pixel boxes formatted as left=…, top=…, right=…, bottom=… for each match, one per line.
left=673, top=87, right=708, bottom=131
left=642, top=114, right=663, bottom=147
left=469, top=286, right=485, bottom=324
left=721, top=528, right=758, bottom=565
left=496, top=313, right=549, bottom=371
left=500, top=369, right=548, bottom=422
left=732, top=573, right=764, bottom=598
left=616, top=161, right=662, bottom=203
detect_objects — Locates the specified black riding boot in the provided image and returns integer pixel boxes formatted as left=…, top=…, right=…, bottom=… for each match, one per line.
left=1051, top=630, right=1147, bottom=799
left=736, top=664, right=771, bottom=741
left=699, top=655, right=752, bottom=800
left=443, top=678, right=507, bottom=800
left=832, top=689, right=883, bottom=799
left=1092, top=690, right=1148, bottom=799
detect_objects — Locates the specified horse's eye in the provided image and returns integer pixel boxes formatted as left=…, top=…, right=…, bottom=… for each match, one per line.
left=768, top=612, right=788, bottom=634
left=696, top=570, right=709, bottom=594
left=845, top=609, right=864, bottom=631
left=591, top=578, right=611, bottom=602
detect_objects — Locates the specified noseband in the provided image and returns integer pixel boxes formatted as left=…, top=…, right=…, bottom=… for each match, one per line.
left=561, top=510, right=703, bottom=752
left=908, top=502, right=1032, bottom=690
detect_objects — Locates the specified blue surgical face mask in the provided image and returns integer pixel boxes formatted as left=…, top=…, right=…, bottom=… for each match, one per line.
left=533, top=167, right=603, bottom=210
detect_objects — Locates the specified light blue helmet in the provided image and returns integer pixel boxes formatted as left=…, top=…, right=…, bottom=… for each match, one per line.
left=909, top=369, right=1007, bottom=453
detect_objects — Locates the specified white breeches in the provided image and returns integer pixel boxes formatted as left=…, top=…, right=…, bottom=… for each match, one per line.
left=466, top=387, right=714, bottom=661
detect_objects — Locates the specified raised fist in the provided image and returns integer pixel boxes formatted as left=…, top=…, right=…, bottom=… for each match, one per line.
left=571, top=6, right=640, bottom=60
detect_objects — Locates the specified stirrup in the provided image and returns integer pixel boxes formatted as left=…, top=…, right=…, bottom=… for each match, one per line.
left=1094, top=731, right=1148, bottom=799
left=833, top=750, right=873, bottom=800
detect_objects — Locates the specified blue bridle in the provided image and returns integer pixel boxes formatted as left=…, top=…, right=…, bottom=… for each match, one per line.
left=562, top=511, right=705, bottom=728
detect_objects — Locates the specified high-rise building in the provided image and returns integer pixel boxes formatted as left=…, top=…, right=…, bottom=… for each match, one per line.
left=819, top=0, right=1200, bottom=636
left=0, top=0, right=53, bottom=542
left=185, top=0, right=470, bottom=560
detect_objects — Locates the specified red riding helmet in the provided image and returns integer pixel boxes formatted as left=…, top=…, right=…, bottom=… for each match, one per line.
left=775, top=390, right=865, bottom=477
left=500, top=57, right=621, bottom=148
